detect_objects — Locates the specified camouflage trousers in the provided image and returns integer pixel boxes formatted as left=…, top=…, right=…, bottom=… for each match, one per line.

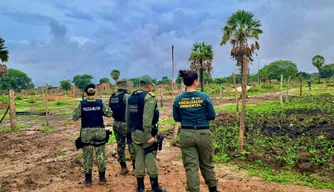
left=81, top=128, right=107, bottom=174
left=82, top=145, right=106, bottom=174
left=113, top=121, right=135, bottom=163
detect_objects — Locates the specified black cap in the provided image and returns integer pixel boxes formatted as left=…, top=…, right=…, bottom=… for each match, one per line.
left=84, top=84, right=95, bottom=93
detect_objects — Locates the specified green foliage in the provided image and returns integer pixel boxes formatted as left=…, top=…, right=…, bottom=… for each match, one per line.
left=0, top=95, right=9, bottom=104
left=176, top=76, right=182, bottom=84
left=212, top=95, right=334, bottom=188
left=15, top=95, right=23, bottom=100
left=259, top=60, right=298, bottom=80
left=0, top=68, right=35, bottom=92
left=60, top=80, right=72, bottom=91
left=99, top=77, right=110, bottom=84
left=0, top=37, right=9, bottom=63
left=220, top=10, right=262, bottom=68
left=110, top=69, right=120, bottom=82
left=107, top=132, right=116, bottom=144
left=158, top=76, right=171, bottom=84
left=312, top=55, right=325, bottom=71
left=296, top=71, right=312, bottom=80
left=26, top=98, right=37, bottom=103
left=72, top=74, right=93, bottom=90
left=319, top=64, right=334, bottom=78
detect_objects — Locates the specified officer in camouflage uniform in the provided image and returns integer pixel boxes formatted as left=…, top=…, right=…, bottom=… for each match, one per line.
left=126, top=76, right=166, bottom=192
left=73, top=84, right=113, bottom=186
left=109, top=79, right=135, bottom=175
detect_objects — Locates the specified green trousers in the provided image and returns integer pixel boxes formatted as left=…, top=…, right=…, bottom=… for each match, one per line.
left=180, top=129, right=218, bottom=192
left=133, top=142, right=159, bottom=178
left=82, top=145, right=106, bottom=174
left=113, top=121, right=135, bottom=163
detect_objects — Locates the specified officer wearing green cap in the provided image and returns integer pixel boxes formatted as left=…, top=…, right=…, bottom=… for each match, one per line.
left=109, top=79, right=135, bottom=175
left=126, top=75, right=166, bottom=192
left=72, top=84, right=113, bottom=186
left=173, top=70, right=220, bottom=192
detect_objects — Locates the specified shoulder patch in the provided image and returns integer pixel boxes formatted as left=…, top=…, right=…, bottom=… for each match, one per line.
left=148, top=92, right=155, bottom=97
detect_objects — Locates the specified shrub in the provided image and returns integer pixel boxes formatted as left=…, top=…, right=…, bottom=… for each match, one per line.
left=27, top=98, right=37, bottom=103
left=261, top=84, right=275, bottom=89
left=0, top=96, right=9, bottom=104
left=15, top=95, right=23, bottom=100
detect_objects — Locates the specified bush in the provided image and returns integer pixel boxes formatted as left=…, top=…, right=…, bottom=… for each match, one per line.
left=27, top=98, right=37, bottom=103
left=261, top=84, right=275, bottom=89
left=15, top=95, right=23, bottom=100
left=326, top=83, right=334, bottom=87
left=0, top=96, right=9, bottom=104
left=55, top=100, right=64, bottom=105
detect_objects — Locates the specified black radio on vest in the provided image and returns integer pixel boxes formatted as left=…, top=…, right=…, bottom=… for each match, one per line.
left=109, top=92, right=126, bottom=122
left=80, top=99, right=104, bottom=128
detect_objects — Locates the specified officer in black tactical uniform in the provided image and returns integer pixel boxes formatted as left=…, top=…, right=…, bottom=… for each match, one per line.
left=126, top=75, right=166, bottom=192
left=109, top=79, right=135, bottom=175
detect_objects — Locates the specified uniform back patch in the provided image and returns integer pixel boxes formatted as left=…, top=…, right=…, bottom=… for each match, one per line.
left=179, top=97, right=203, bottom=108
left=110, top=97, right=119, bottom=104
left=129, top=104, right=138, bottom=113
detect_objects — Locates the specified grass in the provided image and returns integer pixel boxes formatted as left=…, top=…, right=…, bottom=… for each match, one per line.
left=245, top=163, right=334, bottom=189
left=107, top=132, right=116, bottom=144
left=158, top=117, right=178, bottom=132
left=0, top=128, right=12, bottom=133
left=40, top=127, right=56, bottom=132
left=56, top=111, right=72, bottom=115
left=55, top=149, right=65, bottom=156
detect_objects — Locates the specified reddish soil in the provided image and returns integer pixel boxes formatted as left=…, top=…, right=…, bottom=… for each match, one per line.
left=0, top=97, right=333, bottom=192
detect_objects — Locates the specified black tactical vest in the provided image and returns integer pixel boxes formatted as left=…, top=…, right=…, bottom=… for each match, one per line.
left=109, top=91, right=127, bottom=122
left=80, top=99, right=104, bottom=128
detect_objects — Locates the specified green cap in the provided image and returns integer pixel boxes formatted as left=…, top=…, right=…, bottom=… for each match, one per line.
left=140, top=75, right=154, bottom=85
left=116, top=78, right=129, bottom=89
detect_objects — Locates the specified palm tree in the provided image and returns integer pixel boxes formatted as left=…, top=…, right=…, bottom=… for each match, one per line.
left=312, top=55, right=325, bottom=83
left=0, top=38, right=9, bottom=77
left=188, top=42, right=214, bottom=92
left=110, top=69, right=120, bottom=83
left=220, top=10, right=263, bottom=151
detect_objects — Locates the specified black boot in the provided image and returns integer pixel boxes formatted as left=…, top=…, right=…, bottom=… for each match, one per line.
left=209, top=186, right=220, bottom=192
left=150, top=177, right=166, bottom=192
left=84, top=173, right=92, bottom=186
left=136, top=177, right=145, bottom=192
left=120, top=162, right=129, bottom=175
left=99, top=171, right=106, bottom=184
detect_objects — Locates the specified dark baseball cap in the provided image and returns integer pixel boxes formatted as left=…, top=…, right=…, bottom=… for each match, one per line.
left=84, top=84, right=96, bottom=93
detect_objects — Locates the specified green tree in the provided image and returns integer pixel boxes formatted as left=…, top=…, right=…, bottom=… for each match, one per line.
left=158, top=76, right=171, bottom=84
left=72, top=74, right=94, bottom=100
left=220, top=10, right=263, bottom=151
left=312, top=55, right=325, bottom=83
left=188, top=42, right=214, bottom=92
left=176, top=76, right=182, bottom=84
left=0, top=38, right=9, bottom=77
left=296, top=72, right=311, bottom=80
left=60, top=80, right=72, bottom=95
left=0, top=68, right=34, bottom=92
left=319, top=64, right=334, bottom=79
left=110, top=70, right=120, bottom=82
left=99, top=77, right=110, bottom=84
left=259, top=60, right=298, bottom=81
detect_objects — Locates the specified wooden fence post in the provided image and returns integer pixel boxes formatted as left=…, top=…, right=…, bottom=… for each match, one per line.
left=8, top=88, right=17, bottom=131
left=280, top=74, right=283, bottom=107
left=45, top=83, right=49, bottom=126
left=160, top=87, right=163, bottom=108
left=286, top=76, right=291, bottom=101
left=300, top=73, right=303, bottom=96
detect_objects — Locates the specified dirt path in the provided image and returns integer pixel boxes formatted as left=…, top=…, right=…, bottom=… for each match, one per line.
left=1, top=118, right=332, bottom=192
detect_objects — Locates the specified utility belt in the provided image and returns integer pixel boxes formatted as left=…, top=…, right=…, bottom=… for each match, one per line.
left=81, top=125, right=105, bottom=128
left=181, top=126, right=209, bottom=130
left=75, top=130, right=112, bottom=149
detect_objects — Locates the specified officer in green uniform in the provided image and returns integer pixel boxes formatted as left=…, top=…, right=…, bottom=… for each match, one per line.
left=109, top=79, right=135, bottom=175
left=173, top=70, right=220, bottom=192
left=72, top=84, right=113, bottom=186
left=126, top=75, right=166, bottom=192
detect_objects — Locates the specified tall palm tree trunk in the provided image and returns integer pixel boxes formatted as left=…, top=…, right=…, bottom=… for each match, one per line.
left=200, top=60, right=203, bottom=92
left=240, top=52, right=248, bottom=151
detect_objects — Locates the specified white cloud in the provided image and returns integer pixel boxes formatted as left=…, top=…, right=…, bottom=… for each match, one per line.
left=69, top=36, right=93, bottom=46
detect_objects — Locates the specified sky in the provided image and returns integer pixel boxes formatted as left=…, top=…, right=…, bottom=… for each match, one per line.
left=1, top=0, right=334, bottom=87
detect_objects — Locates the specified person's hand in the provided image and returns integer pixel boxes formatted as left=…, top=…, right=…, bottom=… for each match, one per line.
left=147, top=137, right=155, bottom=144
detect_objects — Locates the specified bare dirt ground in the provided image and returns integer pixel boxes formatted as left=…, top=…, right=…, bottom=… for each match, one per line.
left=0, top=94, right=333, bottom=192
